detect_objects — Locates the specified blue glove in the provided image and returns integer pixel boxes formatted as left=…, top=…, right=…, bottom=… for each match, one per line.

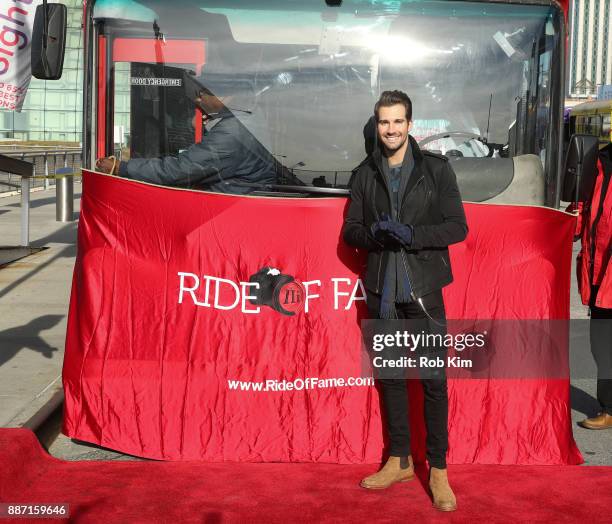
left=371, top=221, right=400, bottom=249
left=378, top=220, right=413, bottom=247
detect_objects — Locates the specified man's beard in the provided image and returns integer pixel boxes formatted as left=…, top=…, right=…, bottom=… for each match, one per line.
left=380, top=135, right=407, bottom=153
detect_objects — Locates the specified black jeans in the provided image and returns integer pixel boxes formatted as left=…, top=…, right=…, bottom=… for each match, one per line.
left=367, top=290, right=449, bottom=469
left=590, top=287, right=612, bottom=414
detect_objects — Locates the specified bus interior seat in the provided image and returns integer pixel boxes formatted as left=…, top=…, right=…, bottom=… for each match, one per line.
left=450, top=157, right=514, bottom=202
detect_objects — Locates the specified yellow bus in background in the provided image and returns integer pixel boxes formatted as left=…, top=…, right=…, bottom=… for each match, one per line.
left=570, top=100, right=612, bottom=148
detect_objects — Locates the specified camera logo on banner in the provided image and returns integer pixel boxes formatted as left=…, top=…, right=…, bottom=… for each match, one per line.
left=248, top=267, right=305, bottom=316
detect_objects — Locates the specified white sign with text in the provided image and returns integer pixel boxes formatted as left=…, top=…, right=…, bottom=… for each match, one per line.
left=0, top=0, right=43, bottom=112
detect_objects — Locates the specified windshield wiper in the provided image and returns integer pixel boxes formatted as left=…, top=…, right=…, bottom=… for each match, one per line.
left=222, top=181, right=349, bottom=196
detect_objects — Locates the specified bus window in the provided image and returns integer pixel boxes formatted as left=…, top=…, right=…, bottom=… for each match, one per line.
left=588, top=116, right=601, bottom=136
left=92, top=0, right=564, bottom=204
left=124, top=63, right=196, bottom=160
left=567, top=101, right=612, bottom=150
left=113, top=62, right=131, bottom=160
left=602, top=114, right=611, bottom=140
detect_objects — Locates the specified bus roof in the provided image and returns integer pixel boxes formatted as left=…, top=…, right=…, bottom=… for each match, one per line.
left=96, top=0, right=566, bottom=13
left=570, top=100, right=612, bottom=114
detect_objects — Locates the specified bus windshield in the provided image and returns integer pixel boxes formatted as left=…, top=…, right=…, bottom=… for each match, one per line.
left=92, top=0, right=563, bottom=202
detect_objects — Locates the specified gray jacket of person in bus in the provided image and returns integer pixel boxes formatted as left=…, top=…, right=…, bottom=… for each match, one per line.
left=118, top=109, right=279, bottom=194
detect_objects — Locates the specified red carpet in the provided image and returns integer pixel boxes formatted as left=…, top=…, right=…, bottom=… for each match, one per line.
left=1, top=428, right=610, bottom=523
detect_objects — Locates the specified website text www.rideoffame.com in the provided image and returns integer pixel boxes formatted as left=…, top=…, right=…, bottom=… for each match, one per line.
left=228, top=376, right=375, bottom=392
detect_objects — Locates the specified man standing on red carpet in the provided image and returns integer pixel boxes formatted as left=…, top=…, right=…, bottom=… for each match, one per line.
left=342, top=91, right=467, bottom=511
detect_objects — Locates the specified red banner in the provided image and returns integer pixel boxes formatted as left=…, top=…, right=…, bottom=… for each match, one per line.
left=63, top=171, right=582, bottom=464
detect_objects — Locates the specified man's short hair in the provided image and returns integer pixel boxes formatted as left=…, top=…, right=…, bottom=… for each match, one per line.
left=374, top=90, right=412, bottom=122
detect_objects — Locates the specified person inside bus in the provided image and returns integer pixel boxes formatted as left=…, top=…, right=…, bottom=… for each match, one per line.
left=342, top=90, right=467, bottom=512
left=95, top=79, right=281, bottom=194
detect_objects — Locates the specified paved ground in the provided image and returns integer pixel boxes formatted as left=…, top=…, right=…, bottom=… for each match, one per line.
left=0, top=187, right=80, bottom=428
left=0, top=189, right=610, bottom=463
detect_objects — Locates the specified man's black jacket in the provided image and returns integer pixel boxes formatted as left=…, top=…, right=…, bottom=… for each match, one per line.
left=342, top=135, right=468, bottom=299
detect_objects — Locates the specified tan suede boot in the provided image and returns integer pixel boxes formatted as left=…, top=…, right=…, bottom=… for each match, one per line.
left=579, top=412, right=612, bottom=430
left=360, top=456, right=415, bottom=489
left=429, top=467, right=457, bottom=511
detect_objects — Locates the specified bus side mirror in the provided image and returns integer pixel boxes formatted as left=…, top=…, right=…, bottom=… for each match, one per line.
left=561, top=134, right=599, bottom=203
left=31, top=3, right=67, bottom=80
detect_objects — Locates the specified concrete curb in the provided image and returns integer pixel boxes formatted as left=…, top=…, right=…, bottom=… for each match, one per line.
left=0, top=246, right=45, bottom=267
left=23, top=389, right=64, bottom=432
left=6, top=379, right=64, bottom=432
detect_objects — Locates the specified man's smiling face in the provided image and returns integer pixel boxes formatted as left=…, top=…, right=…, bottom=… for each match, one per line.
left=377, top=104, right=412, bottom=154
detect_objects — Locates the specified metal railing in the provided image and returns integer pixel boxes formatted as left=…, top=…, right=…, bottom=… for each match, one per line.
left=0, top=148, right=81, bottom=247
left=0, top=154, right=34, bottom=246
left=0, top=147, right=82, bottom=196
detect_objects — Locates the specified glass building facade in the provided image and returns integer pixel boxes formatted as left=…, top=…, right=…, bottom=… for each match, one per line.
left=0, top=0, right=83, bottom=143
